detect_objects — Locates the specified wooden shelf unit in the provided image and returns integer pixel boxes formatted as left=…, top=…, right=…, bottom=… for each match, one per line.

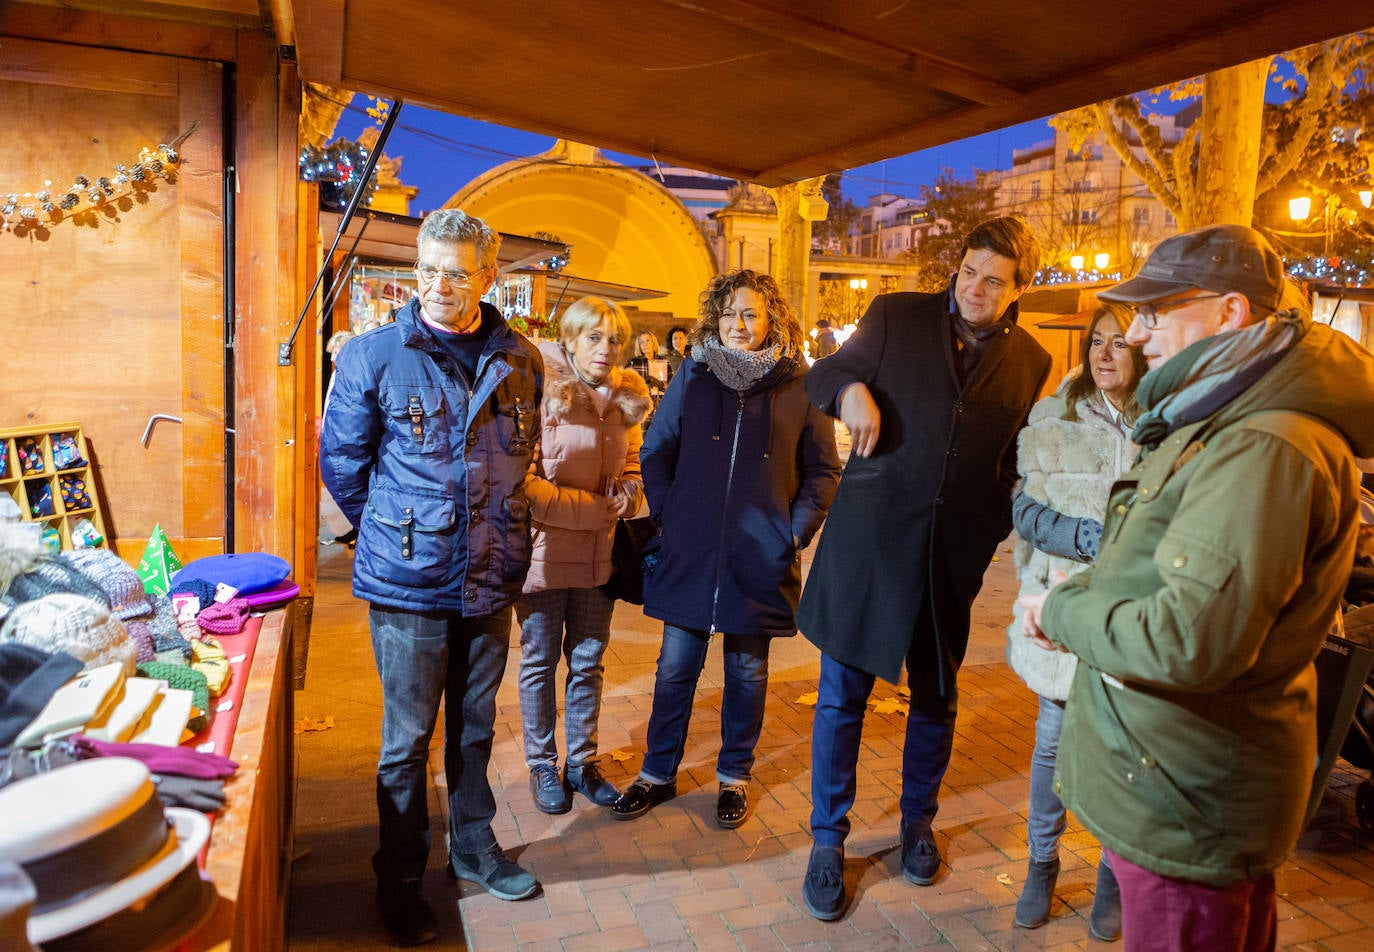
left=0, top=422, right=110, bottom=551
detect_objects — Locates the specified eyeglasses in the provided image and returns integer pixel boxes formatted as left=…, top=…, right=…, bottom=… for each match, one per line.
left=1130, top=292, right=1226, bottom=329
left=415, top=263, right=484, bottom=287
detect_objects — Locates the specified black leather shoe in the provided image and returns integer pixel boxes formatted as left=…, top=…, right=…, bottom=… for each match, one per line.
left=530, top=764, right=571, bottom=814
left=715, top=783, right=750, bottom=829
left=566, top=762, right=619, bottom=806
left=610, top=778, right=676, bottom=820
left=448, top=849, right=539, bottom=901
left=900, top=821, right=941, bottom=885
left=802, top=844, right=846, bottom=921
left=376, top=878, right=439, bottom=946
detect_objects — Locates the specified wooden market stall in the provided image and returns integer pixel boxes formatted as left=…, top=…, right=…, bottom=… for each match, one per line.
left=2, top=4, right=306, bottom=950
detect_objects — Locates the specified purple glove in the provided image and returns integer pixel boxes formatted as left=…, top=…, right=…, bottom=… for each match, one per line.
left=72, top=735, right=238, bottom=779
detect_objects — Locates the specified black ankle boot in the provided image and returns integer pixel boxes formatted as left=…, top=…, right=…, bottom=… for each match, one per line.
left=1013, top=857, right=1060, bottom=929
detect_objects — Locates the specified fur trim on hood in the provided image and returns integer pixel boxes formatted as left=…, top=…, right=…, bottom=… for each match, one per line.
left=536, top=339, right=652, bottom=425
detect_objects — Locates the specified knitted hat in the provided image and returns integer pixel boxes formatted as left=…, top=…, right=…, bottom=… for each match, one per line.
left=0, top=594, right=135, bottom=675
left=63, top=548, right=154, bottom=621
left=1, top=523, right=110, bottom=613
left=168, top=579, right=215, bottom=612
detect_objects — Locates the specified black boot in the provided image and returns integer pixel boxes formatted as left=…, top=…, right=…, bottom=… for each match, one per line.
left=1013, top=857, right=1060, bottom=929
left=1089, top=856, right=1122, bottom=942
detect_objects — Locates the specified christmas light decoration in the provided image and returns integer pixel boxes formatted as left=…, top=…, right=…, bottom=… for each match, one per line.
left=1, top=143, right=180, bottom=234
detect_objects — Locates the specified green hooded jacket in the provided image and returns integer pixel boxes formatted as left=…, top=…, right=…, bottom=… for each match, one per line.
left=1042, top=315, right=1374, bottom=886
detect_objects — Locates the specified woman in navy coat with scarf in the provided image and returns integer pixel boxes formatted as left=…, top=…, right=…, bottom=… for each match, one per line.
left=611, top=269, right=841, bottom=829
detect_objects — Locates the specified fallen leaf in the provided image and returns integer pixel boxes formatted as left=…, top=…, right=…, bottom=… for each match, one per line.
left=294, top=715, right=335, bottom=734
left=795, top=691, right=819, bottom=707
left=608, top=748, right=635, bottom=763
left=870, top=697, right=909, bottom=716
left=996, top=872, right=1014, bottom=885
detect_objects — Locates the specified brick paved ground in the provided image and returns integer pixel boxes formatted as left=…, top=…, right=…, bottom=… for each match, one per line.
left=289, top=539, right=1374, bottom=951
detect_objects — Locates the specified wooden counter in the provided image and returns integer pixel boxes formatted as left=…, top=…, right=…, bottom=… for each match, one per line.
left=188, top=606, right=295, bottom=952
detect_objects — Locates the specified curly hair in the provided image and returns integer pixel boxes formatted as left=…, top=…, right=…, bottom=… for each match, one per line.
left=690, top=269, right=803, bottom=357
left=1063, top=304, right=1148, bottom=424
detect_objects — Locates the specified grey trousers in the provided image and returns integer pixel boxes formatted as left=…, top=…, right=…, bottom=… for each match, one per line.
left=515, top=586, right=616, bottom=769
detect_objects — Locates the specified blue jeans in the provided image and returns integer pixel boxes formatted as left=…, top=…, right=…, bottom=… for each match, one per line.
left=516, top=587, right=616, bottom=769
left=810, top=651, right=959, bottom=847
left=639, top=624, right=770, bottom=786
left=1027, top=694, right=1068, bottom=863
left=368, top=604, right=512, bottom=883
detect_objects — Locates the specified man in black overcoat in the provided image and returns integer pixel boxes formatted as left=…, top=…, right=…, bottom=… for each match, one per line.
left=797, top=217, right=1052, bottom=920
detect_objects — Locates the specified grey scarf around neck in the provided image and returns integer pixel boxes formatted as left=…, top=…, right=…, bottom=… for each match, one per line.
left=698, top=337, right=782, bottom=391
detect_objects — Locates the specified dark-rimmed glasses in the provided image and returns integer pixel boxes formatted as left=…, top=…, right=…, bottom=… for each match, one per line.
left=1131, top=292, right=1226, bottom=329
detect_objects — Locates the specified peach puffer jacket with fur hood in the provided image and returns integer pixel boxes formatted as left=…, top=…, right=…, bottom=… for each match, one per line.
left=522, top=339, right=652, bottom=593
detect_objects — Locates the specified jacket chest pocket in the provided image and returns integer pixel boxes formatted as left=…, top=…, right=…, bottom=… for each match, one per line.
left=380, top=386, right=450, bottom=456
left=490, top=377, right=538, bottom=457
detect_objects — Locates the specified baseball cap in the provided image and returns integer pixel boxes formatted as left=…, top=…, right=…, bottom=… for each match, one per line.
left=1099, top=224, right=1285, bottom=313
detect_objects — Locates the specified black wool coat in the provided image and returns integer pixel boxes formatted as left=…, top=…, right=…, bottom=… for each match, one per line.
left=641, top=354, right=841, bottom=638
left=797, top=287, right=1051, bottom=688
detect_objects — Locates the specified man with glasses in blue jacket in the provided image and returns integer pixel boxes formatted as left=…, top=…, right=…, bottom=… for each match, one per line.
left=321, top=208, right=544, bottom=945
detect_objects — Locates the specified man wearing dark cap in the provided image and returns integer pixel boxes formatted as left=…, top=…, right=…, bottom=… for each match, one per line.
left=1022, top=224, right=1374, bottom=950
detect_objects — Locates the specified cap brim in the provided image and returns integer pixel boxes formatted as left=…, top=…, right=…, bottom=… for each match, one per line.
left=1097, top=273, right=1197, bottom=304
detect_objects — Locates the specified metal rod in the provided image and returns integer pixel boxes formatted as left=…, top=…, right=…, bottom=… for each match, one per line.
left=318, top=221, right=370, bottom=317
left=280, top=99, right=404, bottom=366
left=223, top=63, right=238, bottom=552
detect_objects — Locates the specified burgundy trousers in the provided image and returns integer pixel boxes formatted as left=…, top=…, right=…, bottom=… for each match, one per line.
left=1105, top=849, right=1276, bottom=952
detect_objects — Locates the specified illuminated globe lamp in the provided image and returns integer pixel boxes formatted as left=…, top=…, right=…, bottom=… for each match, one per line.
left=1094, top=252, right=1110, bottom=270
left=1069, top=254, right=1085, bottom=272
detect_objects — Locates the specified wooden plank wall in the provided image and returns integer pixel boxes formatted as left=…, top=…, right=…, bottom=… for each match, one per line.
left=1, top=3, right=307, bottom=577
left=0, top=35, right=225, bottom=550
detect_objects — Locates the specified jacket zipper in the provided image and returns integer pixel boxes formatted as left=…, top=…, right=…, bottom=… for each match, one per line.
left=709, top=392, right=747, bottom=634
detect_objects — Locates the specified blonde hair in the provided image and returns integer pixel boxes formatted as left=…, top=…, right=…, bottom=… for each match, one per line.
left=559, top=297, right=632, bottom=348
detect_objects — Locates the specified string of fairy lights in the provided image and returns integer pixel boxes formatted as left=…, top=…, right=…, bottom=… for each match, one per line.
left=1, top=143, right=181, bottom=234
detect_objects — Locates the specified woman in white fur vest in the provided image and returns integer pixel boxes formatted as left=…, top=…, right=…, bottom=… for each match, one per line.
left=1007, top=305, right=1146, bottom=940
left=517, top=297, right=652, bottom=815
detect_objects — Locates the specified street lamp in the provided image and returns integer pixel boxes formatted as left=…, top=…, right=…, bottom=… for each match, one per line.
left=1289, top=194, right=1338, bottom=259
left=848, top=277, right=868, bottom=323
left=1094, top=252, right=1110, bottom=270
left=1069, top=254, right=1085, bottom=272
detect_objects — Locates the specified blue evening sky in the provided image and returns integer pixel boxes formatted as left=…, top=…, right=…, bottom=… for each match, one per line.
left=332, top=94, right=1052, bottom=215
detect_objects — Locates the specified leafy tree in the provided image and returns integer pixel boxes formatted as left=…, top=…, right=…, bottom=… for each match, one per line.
left=901, top=169, right=998, bottom=291
left=812, top=173, right=860, bottom=253
left=1052, top=31, right=1374, bottom=231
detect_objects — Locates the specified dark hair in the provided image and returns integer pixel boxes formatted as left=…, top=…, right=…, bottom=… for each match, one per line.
left=960, top=217, right=1041, bottom=288
left=666, top=325, right=690, bottom=350
left=691, top=269, right=803, bottom=357
left=1063, top=305, right=1147, bottom=424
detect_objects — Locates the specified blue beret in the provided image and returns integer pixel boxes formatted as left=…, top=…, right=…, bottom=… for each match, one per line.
left=172, top=553, right=291, bottom=595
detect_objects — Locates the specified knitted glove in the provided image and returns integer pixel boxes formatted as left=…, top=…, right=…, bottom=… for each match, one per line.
left=190, top=636, right=231, bottom=697
left=197, top=597, right=249, bottom=636
left=1075, top=518, right=1104, bottom=561
left=151, top=773, right=227, bottom=812
left=136, top=662, right=211, bottom=732
left=71, top=734, right=237, bottom=779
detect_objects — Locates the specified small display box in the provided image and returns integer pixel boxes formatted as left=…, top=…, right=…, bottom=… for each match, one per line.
left=0, top=423, right=109, bottom=552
